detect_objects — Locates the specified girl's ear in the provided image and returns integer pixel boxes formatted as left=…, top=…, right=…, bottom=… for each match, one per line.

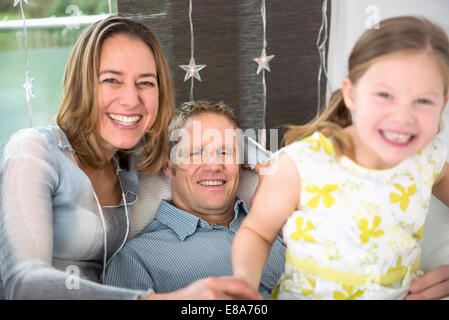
left=341, top=77, right=356, bottom=111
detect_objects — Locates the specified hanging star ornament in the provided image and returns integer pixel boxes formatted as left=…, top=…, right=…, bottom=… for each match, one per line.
left=179, top=57, right=206, bottom=82
left=23, top=71, right=35, bottom=102
left=13, top=0, right=29, bottom=7
left=254, top=48, right=275, bottom=74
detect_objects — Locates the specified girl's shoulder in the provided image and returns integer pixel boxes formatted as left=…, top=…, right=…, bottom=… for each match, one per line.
left=279, top=131, right=335, bottom=161
left=413, top=136, right=447, bottom=175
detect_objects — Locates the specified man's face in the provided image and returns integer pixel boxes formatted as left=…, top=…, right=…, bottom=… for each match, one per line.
left=165, top=112, right=241, bottom=219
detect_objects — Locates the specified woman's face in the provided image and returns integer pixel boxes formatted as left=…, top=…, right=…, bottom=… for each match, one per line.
left=97, top=33, right=159, bottom=157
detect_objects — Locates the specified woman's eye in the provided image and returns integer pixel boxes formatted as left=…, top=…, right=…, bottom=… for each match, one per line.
left=138, top=81, right=155, bottom=87
left=102, top=78, right=118, bottom=84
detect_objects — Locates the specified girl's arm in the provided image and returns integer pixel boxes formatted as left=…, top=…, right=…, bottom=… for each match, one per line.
left=232, top=153, right=301, bottom=289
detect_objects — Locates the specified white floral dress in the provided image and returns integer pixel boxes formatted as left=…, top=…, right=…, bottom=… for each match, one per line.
left=271, top=131, right=447, bottom=300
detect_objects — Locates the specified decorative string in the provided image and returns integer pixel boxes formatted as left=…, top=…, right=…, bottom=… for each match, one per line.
left=188, top=0, right=194, bottom=101
left=14, top=0, right=34, bottom=127
left=260, top=0, right=267, bottom=147
left=253, top=0, right=274, bottom=147
left=178, top=0, right=206, bottom=102
left=316, top=0, right=329, bottom=116
left=261, top=0, right=267, bottom=131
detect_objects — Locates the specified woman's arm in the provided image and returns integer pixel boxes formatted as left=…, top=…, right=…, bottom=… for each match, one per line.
left=232, top=153, right=301, bottom=289
left=0, top=129, right=147, bottom=300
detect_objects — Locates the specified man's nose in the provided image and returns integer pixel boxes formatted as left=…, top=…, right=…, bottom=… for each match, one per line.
left=119, top=83, right=140, bottom=107
left=202, top=151, right=224, bottom=170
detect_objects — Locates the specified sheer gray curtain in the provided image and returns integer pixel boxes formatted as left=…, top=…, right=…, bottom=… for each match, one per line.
left=118, top=0, right=329, bottom=149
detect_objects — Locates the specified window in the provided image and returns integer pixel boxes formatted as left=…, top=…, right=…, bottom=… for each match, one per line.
left=0, top=0, right=118, bottom=145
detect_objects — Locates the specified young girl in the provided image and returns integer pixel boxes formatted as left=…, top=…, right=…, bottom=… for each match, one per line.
left=232, top=16, right=449, bottom=300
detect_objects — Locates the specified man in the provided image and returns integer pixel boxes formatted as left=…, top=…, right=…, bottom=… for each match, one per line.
left=105, top=101, right=285, bottom=299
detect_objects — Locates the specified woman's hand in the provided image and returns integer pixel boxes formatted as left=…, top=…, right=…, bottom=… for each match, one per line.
left=406, top=265, right=449, bottom=300
left=140, top=277, right=262, bottom=300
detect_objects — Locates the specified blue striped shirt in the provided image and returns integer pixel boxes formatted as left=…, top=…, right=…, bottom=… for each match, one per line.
left=105, top=199, right=285, bottom=299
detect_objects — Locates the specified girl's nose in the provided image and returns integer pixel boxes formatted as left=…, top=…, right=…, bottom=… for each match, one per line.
left=390, top=101, right=415, bottom=125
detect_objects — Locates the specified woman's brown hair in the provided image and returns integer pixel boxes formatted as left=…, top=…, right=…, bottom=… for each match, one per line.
left=284, top=16, right=449, bottom=156
left=56, top=15, right=174, bottom=176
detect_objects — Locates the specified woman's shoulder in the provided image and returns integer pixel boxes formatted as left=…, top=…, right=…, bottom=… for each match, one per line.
left=1, top=125, right=64, bottom=159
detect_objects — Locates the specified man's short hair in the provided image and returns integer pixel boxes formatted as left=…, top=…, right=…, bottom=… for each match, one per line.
left=167, top=100, right=241, bottom=156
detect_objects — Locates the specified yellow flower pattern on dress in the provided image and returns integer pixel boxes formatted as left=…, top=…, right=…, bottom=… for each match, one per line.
left=412, top=225, right=424, bottom=240
left=290, top=217, right=315, bottom=242
left=357, top=216, right=384, bottom=244
left=301, top=277, right=316, bottom=296
left=387, top=255, right=404, bottom=274
left=305, top=184, right=339, bottom=209
left=303, top=133, right=334, bottom=155
left=333, top=285, right=365, bottom=300
left=389, top=183, right=416, bottom=212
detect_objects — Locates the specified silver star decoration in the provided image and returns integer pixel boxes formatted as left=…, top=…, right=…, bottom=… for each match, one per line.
left=13, top=0, right=29, bottom=7
left=179, top=57, right=206, bottom=82
left=254, top=48, right=275, bottom=74
left=23, top=71, right=35, bottom=102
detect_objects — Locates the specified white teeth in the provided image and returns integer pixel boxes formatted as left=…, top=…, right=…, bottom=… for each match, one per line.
left=382, top=131, right=413, bottom=143
left=109, top=113, right=142, bottom=126
left=198, top=180, right=225, bottom=186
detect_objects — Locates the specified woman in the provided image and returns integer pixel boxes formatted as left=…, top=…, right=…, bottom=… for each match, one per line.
left=0, top=16, right=259, bottom=300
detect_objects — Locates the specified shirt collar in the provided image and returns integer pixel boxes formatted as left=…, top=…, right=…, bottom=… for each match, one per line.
left=155, top=198, right=248, bottom=241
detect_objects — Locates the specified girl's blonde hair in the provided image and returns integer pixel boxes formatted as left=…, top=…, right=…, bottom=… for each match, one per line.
left=56, top=16, right=175, bottom=176
left=284, top=16, right=449, bottom=155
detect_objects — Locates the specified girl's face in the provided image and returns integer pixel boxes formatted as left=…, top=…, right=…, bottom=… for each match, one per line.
left=342, top=51, right=448, bottom=170
left=97, top=34, right=159, bottom=159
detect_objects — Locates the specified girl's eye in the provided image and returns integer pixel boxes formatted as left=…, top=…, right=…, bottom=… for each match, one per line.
left=417, top=98, right=433, bottom=105
left=378, top=92, right=392, bottom=99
